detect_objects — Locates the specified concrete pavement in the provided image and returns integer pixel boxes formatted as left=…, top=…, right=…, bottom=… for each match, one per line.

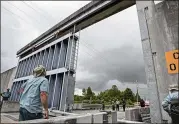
left=1, top=109, right=126, bottom=123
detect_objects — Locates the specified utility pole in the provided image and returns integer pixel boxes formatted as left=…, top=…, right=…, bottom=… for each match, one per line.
left=136, top=80, right=139, bottom=105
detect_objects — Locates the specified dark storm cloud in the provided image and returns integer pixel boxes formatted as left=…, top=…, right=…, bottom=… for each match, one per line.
left=76, top=45, right=146, bottom=91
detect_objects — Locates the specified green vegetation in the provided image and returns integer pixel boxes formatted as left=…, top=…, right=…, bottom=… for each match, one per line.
left=74, top=85, right=141, bottom=105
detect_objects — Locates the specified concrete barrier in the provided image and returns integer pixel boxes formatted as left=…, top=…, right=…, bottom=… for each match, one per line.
left=18, top=113, right=93, bottom=123
left=1, top=101, right=19, bottom=113
left=49, top=110, right=79, bottom=116
left=117, top=119, right=145, bottom=124
left=76, top=114, right=92, bottom=123
left=125, top=107, right=141, bottom=121
left=125, top=107, right=151, bottom=122
left=92, top=112, right=107, bottom=123
left=73, top=103, right=83, bottom=110
left=100, top=110, right=117, bottom=123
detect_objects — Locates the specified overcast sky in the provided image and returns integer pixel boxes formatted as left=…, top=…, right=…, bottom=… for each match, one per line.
left=1, top=1, right=152, bottom=98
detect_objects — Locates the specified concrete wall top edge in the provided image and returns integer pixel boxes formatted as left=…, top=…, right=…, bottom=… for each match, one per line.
left=1, top=66, right=17, bottom=74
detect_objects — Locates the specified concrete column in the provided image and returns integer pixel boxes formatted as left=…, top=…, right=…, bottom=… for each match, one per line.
left=136, top=1, right=178, bottom=123
left=136, top=1, right=162, bottom=123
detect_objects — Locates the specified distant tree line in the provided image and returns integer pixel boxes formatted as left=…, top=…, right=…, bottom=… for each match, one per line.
left=74, top=85, right=141, bottom=105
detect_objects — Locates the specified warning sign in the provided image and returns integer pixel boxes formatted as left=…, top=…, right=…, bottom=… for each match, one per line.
left=165, top=50, right=179, bottom=74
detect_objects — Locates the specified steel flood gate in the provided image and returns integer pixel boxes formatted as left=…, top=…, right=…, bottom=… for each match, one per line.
left=9, top=33, right=79, bottom=111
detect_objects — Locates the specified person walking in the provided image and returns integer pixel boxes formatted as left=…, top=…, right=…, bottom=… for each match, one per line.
left=122, top=99, right=126, bottom=112
left=162, top=84, right=179, bottom=124
left=18, top=65, right=49, bottom=121
left=0, top=88, right=11, bottom=109
left=116, top=100, right=120, bottom=111
left=112, top=101, right=115, bottom=111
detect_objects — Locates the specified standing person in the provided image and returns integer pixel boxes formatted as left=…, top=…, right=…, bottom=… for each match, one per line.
left=112, top=101, right=115, bottom=111
left=0, top=88, right=11, bottom=101
left=116, top=100, right=120, bottom=111
left=0, top=88, right=11, bottom=109
left=140, top=99, right=145, bottom=107
left=19, top=65, right=49, bottom=121
left=122, top=99, right=126, bottom=112
left=162, top=84, right=179, bottom=124
left=102, top=100, right=105, bottom=110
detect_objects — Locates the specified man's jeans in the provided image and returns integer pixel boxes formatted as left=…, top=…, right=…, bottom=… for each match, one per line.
left=19, top=107, right=43, bottom=121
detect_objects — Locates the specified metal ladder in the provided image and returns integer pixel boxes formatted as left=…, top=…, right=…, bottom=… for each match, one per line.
left=73, top=30, right=80, bottom=73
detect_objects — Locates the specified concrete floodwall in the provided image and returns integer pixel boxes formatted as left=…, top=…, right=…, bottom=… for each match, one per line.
left=1, top=101, right=19, bottom=113
left=136, top=1, right=178, bottom=123
left=17, top=111, right=117, bottom=123
left=1, top=67, right=17, bottom=93
left=125, top=107, right=151, bottom=123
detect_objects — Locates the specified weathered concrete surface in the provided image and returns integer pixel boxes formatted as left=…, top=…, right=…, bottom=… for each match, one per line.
left=152, top=1, right=178, bottom=123
left=1, top=101, right=19, bottom=113
left=136, top=0, right=178, bottom=123
left=1, top=109, right=126, bottom=123
left=125, top=107, right=141, bottom=122
left=1, top=67, right=16, bottom=93
left=125, top=107, right=151, bottom=122
left=1, top=113, right=17, bottom=123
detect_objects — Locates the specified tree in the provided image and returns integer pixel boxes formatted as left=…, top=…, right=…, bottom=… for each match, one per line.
left=112, top=85, right=118, bottom=91
left=86, top=87, right=93, bottom=100
left=123, top=88, right=135, bottom=102
left=82, top=88, right=86, bottom=96
left=74, top=86, right=138, bottom=105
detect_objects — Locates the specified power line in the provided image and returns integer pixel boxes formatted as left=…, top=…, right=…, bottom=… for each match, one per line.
left=28, top=1, right=56, bottom=21
left=80, top=43, right=118, bottom=71
left=5, top=1, right=42, bottom=25
left=80, top=41, right=117, bottom=68
left=21, top=1, right=52, bottom=23
left=1, top=5, right=31, bottom=24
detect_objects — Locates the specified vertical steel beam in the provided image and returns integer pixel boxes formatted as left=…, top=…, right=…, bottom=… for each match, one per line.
left=19, top=60, right=25, bottom=78
left=52, top=43, right=61, bottom=69
left=24, top=58, right=29, bottom=76
left=22, top=59, right=27, bottom=77
left=48, top=75, right=56, bottom=108
left=59, top=72, right=66, bottom=110
left=51, top=45, right=57, bottom=70
left=16, top=61, right=22, bottom=78
left=58, top=41, right=64, bottom=68
left=51, top=74, right=58, bottom=109
left=9, top=82, right=15, bottom=101
left=15, top=59, right=21, bottom=79
left=36, top=52, right=40, bottom=67
left=32, top=54, right=37, bottom=72
left=46, top=47, right=51, bottom=70
left=52, top=73, right=63, bottom=109
left=27, top=56, right=33, bottom=75
left=13, top=82, right=18, bottom=101
left=42, top=49, right=46, bottom=67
